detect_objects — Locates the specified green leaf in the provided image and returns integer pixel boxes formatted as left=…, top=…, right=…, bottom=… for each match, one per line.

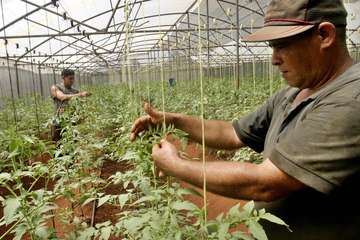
left=122, top=151, right=138, bottom=161
left=0, top=173, right=11, bottom=183
left=228, top=203, right=241, bottom=217
left=231, top=231, right=254, bottom=240
left=258, top=208, right=266, bottom=216
left=123, top=180, right=130, bottom=189
left=92, top=142, right=107, bottom=149
left=177, top=188, right=203, bottom=197
left=215, top=212, right=224, bottom=222
left=78, top=227, right=96, bottom=240
left=218, top=222, right=230, bottom=239
left=248, top=220, right=268, bottom=240
left=133, top=195, right=156, bottom=205
left=100, top=226, right=112, bottom=240
left=124, top=217, right=147, bottom=235
left=82, top=197, right=96, bottom=207
left=171, top=201, right=198, bottom=211
left=98, top=195, right=111, bottom=208
left=13, top=223, right=27, bottom=240
left=7, top=149, right=19, bottom=159
left=38, top=203, right=58, bottom=214
left=206, top=222, right=219, bottom=234
left=141, top=226, right=152, bottom=240
left=4, top=198, right=21, bottom=224
left=261, top=213, right=291, bottom=231
left=243, top=201, right=255, bottom=214
left=35, top=224, right=50, bottom=239
left=23, top=135, right=35, bottom=144
left=95, top=221, right=111, bottom=228
left=118, top=194, right=129, bottom=209
left=175, top=231, right=182, bottom=240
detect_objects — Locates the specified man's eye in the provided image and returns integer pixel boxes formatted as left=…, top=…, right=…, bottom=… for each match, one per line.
left=272, top=44, right=285, bottom=50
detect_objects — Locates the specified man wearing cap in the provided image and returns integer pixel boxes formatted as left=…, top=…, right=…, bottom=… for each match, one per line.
left=131, top=0, right=360, bottom=239
left=50, top=69, right=91, bottom=141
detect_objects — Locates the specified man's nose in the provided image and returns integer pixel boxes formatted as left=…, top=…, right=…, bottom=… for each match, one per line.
left=271, top=49, right=281, bottom=66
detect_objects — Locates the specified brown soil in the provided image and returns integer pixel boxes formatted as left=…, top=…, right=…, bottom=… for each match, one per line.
left=38, top=130, right=52, bottom=142
left=93, top=159, right=132, bottom=227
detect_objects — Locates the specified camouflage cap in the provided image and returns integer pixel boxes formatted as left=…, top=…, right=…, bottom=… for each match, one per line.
left=243, top=0, right=347, bottom=42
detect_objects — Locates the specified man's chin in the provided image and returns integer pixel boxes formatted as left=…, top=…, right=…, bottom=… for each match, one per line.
left=283, top=77, right=301, bottom=89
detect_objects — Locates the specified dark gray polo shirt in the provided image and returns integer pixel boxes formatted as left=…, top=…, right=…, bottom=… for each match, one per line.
left=233, top=62, right=360, bottom=240
left=52, top=83, right=79, bottom=114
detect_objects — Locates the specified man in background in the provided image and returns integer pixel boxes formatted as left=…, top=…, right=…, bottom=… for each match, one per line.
left=50, top=69, right=91, bottom=141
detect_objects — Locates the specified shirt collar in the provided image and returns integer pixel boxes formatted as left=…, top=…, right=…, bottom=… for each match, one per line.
left=306, top=62, right=360, bottom=101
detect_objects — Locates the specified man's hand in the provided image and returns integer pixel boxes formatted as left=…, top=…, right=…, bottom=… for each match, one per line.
left=130, top=103, right=171, bottom=141
left=79, top=91, right=91, bottom=97
left=152, top=139, right=181, bottom=177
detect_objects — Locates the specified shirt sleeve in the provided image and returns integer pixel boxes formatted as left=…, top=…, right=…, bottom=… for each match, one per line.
left=270, top=98, right=360, bottom=194
left=232, top=89, right=286, bottom=153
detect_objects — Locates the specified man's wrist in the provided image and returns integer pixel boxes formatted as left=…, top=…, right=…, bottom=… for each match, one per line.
left=166, top=155, right=188, bottom=178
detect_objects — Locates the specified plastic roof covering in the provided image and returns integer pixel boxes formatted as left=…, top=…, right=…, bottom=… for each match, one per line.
left=169, top=0, right=270, bottom=66
left=0, top=0, right=359, bottom=72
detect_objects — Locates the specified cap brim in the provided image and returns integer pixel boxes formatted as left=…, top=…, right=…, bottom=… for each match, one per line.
left=242, top=25, right=315, bottom=42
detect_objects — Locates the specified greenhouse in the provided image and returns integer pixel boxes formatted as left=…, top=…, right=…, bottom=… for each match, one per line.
left=1, top=0, right=360, bottom=239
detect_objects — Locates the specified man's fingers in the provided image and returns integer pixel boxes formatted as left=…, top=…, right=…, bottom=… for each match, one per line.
left=154, top=166, right=166, bottom=178
left=130, top=126, right=142, bottom=140
left=130, top=133, right=136, bottom=142
left=160, top=139, right=169, bottom=146
left=144, top=102, right=161, bottom=119
left=130, top=124, right=143, bottom=135
left=130, top=125, right=146, bottom=141
left=152, top=143, right=161, bottom=152
left=131, top=116, right=149, bottom=133
left=130, top=117, right=144, bottom=132
left=159, top=171, right=166, bottom=178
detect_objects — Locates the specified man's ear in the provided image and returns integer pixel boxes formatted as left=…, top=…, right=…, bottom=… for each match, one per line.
left=317, top=22, right=337, bottom=49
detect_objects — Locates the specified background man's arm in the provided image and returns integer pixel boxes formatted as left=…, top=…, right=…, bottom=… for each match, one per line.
left=50, top=85, right=89, bottom=101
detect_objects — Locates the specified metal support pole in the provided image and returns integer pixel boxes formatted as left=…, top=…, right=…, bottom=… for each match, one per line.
left=157, top=50, right=160, bottom=82
left=15, top=62, right=21, bottom=97
left=206, top=0, right=211, bottom=80
left=38, top=66, right=44, bottom=98
left=236, top=0, right=240, bottom=89
left=5, top=54, right=17, bottom=126
left=52, top=68, right=57, bottom=85
left=78, top=71, right=82, bottom=87
left=175, top=26, right=179, bottom=83
left=187, top=13, right=191, bottom=81
left=167, top=37, right=171, bottom=80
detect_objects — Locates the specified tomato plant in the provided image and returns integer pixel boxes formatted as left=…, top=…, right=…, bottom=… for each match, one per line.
left=0, top=77, right=287, bottom=240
